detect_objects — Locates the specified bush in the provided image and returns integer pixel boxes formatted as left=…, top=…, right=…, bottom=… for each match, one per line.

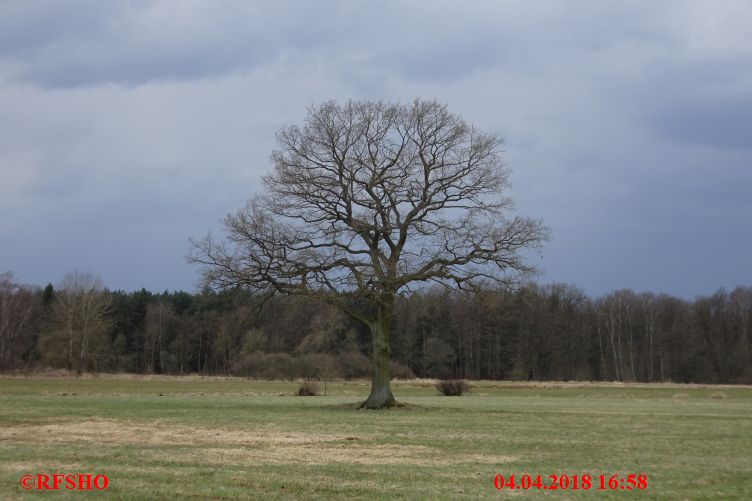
left=230, top=350, right=386, bottom=383
left=297, top=379, right=320, bottom=396
left=337, top=351, right=371, bottom=379
left=231, top=351, right=295, bottom=380
left=436, top=378, right=469, bottom=396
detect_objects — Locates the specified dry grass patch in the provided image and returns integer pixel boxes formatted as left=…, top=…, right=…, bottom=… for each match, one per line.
left=0, top=418, right=367, bottom=447
left=0, top=418, right=514, bottom=467
left=1, top=461, right=88, bottom=473
left=153, top=444, right=513, bottom=467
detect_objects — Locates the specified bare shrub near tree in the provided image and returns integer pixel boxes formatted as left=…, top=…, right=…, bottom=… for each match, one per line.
left=191, top=99, right=548, bottom=408
left=436, top=378, right=469, bottom=396
left=316, top=357, right=340, bottom=396
left=297, top=378, right=320, bottom=396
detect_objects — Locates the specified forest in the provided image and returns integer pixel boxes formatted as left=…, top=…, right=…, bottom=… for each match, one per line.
left=1, top=271, right=750, bottom=384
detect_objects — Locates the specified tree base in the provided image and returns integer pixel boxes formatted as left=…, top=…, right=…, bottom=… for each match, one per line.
left=358, top=387, right=397, bottom=409
left=357, top=398, right=399, bottom=410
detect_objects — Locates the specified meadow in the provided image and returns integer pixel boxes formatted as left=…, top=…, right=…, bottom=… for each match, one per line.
left=1, top=375, right=751, bottom=499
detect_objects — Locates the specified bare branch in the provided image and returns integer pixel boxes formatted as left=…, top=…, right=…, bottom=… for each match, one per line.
left=190, top=98, right=549, bottom=321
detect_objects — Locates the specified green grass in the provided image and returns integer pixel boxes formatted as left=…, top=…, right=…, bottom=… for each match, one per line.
left=1, top=376, right=751, bottom=499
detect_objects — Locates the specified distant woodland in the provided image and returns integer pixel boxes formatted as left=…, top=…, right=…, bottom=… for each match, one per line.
left=1, top=272, right=751, bottom=383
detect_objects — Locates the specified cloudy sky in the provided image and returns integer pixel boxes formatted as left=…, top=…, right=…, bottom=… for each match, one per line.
left=1, top=0, right=750, bottom=297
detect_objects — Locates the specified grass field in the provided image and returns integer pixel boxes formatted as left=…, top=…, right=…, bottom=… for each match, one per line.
left=1, top=376, right=751, bottom=499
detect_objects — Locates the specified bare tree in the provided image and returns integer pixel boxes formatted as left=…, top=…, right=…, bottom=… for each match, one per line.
left=144, top=300, right=175, bottom=374
left=191, top=99, right=548, bottom=408
left=0, top=272, right=39, bottom=370
left=44, top=271, right=111, bottom=374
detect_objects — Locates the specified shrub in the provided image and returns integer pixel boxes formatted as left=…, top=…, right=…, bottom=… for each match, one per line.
left=231, top=351, right=296, bottom=380
left=297, top=379, right=320, bottom=396
left=337, top=351, right=371, bottom=379
left=436, top=378, right=469, bottom=396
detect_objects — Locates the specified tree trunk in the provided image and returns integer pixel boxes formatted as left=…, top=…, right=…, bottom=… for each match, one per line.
left=362, top=304, right=396, bottom=409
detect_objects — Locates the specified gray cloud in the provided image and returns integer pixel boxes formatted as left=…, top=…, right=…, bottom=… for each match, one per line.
left=652, top=93, right=752, bottom=150
left=1, top=0, right=750, bottom=296
left=1, top=1, right=349, bottom=87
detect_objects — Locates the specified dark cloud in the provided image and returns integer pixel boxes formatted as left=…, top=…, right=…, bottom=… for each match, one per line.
left=0, top=1, right=674, bottom=88
left=651, top=93, right=752, bottom=150
left=0, top=1, right=349, bottom=87
left=1, top=0, right=751, bottom=296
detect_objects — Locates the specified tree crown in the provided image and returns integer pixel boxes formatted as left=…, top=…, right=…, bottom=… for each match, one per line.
left=191, top=99, right=548, bottom=320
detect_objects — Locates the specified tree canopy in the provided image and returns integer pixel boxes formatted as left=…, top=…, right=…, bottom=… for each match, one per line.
left=191, top=99, right=549, bottom=407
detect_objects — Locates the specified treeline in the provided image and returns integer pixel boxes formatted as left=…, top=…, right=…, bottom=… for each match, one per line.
left=1, top=271, right=751, bottom=383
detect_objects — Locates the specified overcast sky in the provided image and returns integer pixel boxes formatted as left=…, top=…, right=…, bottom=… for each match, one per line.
left=1, top=0, right=750, bottom=298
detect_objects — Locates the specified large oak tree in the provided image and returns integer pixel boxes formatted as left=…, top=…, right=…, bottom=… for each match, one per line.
left=191, top=99, right=548, bottom=408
